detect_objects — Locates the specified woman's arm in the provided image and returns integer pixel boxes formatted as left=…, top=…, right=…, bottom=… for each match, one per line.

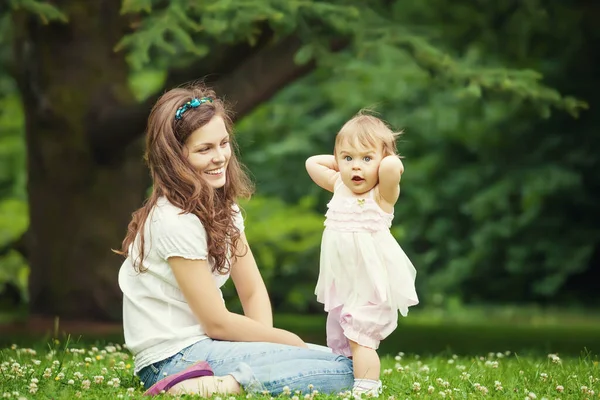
left=378, top=155, right=404, bottom=205
left=230, top=233, right=273, bottom=327
left=305, top=155, right=338, bottom=193
left=169, top=256, right=306, bottom=347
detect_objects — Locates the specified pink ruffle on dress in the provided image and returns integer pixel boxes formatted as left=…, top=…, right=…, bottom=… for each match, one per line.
left=315, top=177, right=419, bottom=356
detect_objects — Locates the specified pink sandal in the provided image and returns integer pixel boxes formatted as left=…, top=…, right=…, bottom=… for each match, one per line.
left=144, top=361, right=214, bottom=396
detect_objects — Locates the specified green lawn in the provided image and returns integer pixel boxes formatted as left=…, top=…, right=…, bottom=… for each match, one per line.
left=1, top=306, right=599, bottom=398
left=1, top=341, right=597, bottom=399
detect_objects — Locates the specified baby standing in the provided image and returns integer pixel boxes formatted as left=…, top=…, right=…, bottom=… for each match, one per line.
left=306, top=112, right=419, bottom=397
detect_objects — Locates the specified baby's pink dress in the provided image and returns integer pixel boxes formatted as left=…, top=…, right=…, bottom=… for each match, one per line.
left=315, top=176, right=419, bottom=356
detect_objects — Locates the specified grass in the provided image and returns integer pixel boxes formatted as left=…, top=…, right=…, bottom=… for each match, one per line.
left=1, top=305, right=600, bottom=398
left=1, top=341, right=598, bottom=399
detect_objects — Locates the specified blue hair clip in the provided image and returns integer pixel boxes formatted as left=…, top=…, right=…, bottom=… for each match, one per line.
left=175, top=97, right=213, bottom=120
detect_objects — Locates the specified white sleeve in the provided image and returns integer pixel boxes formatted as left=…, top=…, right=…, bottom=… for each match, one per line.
left=233, top=203, right=245, bottom=233
left=153, top=212, right=208, bottom=261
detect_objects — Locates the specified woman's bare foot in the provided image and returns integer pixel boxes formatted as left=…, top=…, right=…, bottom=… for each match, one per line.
left=168, top=374, right=241, bottom=396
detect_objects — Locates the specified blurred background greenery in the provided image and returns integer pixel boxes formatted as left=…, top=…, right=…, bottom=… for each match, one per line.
left=0, top=1, right=598, bottom=354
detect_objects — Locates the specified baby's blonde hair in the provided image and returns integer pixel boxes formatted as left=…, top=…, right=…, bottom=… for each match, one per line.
left=334, top=110, right=401, bottom=157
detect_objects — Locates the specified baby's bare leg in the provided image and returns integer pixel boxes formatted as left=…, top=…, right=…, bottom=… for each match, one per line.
left=168, top=375, right=241, bottom=396
left=349, top=340, right=380, bottom=381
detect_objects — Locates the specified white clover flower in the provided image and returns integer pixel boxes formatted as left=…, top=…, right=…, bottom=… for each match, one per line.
left=282, top=386, right=291, bottom=395
left=428, top=385, right=435, bottom=394
left=82, top=380, right=91, bottom=390
left=413, top=382, right=421, bottom=392
left=527, top=392, right=537, bottom=399
left=548, top=354, right=561, bottom=364
left=94, top=375, right=104, bottom=384
left=556, top=385, right=564, bottom=392
left=32, top=360, right=41, bottom=366
left=580, top=385, right=589, bottom=394
left=540, top=373, right=548, bottom=381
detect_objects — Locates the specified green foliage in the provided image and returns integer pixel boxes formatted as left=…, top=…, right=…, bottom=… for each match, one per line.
left=0, top=0, right=597, bottom=312
left=236, top=1, right=598, bottom=306
left=8, top=0, right=67, bottom=23
left=116, top=0, right=359, bottom=70
left=223, top=195, right=325, bottom=312
left=0, top=75, right=28, bottom=304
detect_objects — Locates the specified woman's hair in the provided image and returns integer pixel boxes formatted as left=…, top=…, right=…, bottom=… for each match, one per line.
left=334, top=110, right=401, bottom=157
left=117, top=83, right=253, bottom=274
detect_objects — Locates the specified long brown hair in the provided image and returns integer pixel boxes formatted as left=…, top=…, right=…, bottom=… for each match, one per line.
left=117, top=83, right=253, bottom=274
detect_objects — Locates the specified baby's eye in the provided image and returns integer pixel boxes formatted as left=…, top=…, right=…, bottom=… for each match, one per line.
left=344, top=156, right=352, bottom=162
left=363, top=156, right=372, bottom=162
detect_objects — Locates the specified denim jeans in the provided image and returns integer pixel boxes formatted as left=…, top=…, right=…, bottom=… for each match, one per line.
left=138, top=339, right=354, bottom=395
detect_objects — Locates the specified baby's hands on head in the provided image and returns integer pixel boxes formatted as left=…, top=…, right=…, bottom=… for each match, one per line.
left=379, top=155, right=404, bottom=176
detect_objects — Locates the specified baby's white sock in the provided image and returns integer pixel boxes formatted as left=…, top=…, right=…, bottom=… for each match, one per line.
left=352, top=378, right=382, bottom=398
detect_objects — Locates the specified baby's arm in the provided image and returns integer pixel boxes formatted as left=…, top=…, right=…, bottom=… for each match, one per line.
left=378, top=155, right=404, bottom=205
left=305, top=155, right=338, bottom=193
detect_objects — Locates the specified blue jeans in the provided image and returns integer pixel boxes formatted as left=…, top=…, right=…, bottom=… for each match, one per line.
left=138, top=339, right=354, bottom=395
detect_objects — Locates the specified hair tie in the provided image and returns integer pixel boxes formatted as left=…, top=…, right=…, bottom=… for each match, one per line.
left=175, top=97, right=213, bottom=120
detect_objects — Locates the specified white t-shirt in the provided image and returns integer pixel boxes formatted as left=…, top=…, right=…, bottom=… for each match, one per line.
left=118, top=197, right=244, bottom=373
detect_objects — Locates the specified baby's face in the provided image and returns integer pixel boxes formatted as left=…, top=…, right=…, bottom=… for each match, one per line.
left=336, top=142, right=383, bottom=195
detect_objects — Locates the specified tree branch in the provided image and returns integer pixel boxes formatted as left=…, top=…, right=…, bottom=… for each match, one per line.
left=87, top=39, right=260, bottom=162
left=89, top=34, right=345, bottom=162
left=212, top=35, right=315, bottom=119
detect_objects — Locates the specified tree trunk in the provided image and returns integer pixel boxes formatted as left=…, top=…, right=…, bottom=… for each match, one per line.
left=13, top=1, right=147, bottom=320
left=10, top=1, right=327, bottom=321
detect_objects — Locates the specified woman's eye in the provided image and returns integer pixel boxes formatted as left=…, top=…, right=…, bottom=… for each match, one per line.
left=344, top=156, right=352, bottom=161
left=198, top=148, right=209, bottom=153
left=221, top=141, right=229, bottom=147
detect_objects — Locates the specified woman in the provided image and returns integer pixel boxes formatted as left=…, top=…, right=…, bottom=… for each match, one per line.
left=117, top=84, right=354, bottom=396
